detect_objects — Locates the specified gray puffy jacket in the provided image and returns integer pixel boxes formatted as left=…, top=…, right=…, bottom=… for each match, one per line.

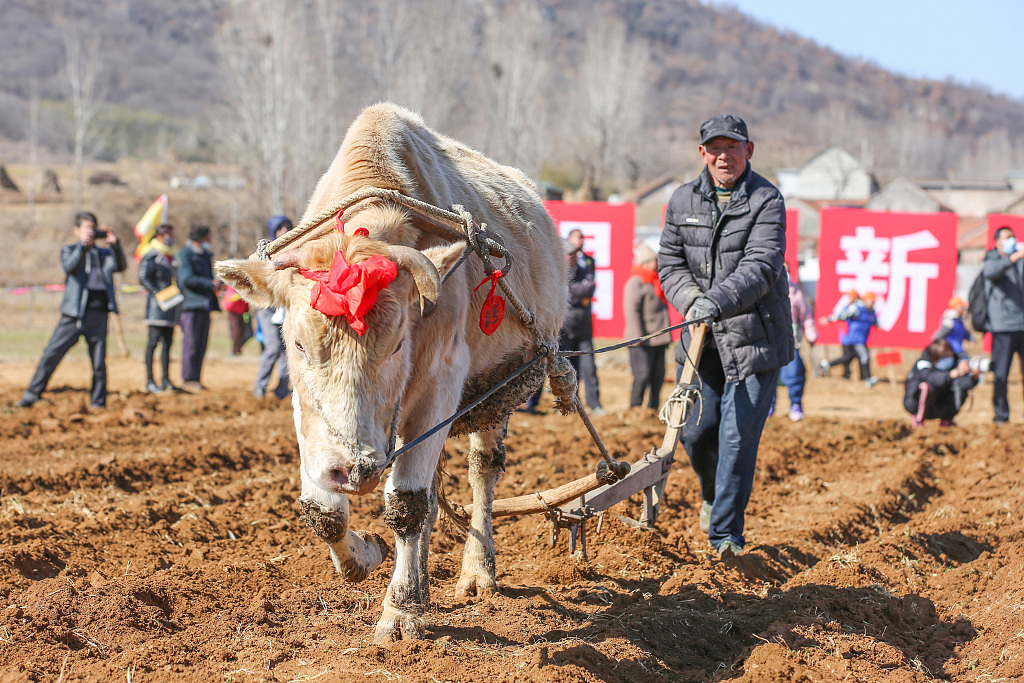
left=658, top=167, right=793, bottom=381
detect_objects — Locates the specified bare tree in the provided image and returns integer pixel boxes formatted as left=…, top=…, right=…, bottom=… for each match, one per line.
left=61, top=24, right=103, bottom=212
left=483, top=4, right=549, bottom=177
left=27, top=79, right=39, bottom=229
left=573, top=16, right=650, bottom=199
left=219, top=0, right=307, bottom=216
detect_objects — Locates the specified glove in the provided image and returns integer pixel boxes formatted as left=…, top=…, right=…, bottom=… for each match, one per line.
left=686, top=297, right=719, bottom=322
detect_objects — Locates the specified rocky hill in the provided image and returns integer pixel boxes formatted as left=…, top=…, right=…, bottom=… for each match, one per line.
left=2, top=0, right=1022, bottom=194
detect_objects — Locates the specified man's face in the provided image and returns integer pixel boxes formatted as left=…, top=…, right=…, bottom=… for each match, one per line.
left=568, top=230, right=584, bottom=251
left=74, top=219, right=97, bottom=241
left=699, top=136, right=754, bottom=189
left=996, top=228, right=1016, bottom=254
left=275, top=224, right=292, bottom=239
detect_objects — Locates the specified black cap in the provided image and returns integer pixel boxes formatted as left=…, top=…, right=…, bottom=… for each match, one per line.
left=699, top=114, right=749, bottom=145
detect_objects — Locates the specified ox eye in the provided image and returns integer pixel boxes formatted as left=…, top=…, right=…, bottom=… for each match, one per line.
left=294, top=339, right=306, bottom=356
left=390, top=339, right=403, bottom=357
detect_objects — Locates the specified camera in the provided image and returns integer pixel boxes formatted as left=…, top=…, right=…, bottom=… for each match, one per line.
left=93, top=229, right=108, bottom=240
left=969, top=356, right=992, bottom=373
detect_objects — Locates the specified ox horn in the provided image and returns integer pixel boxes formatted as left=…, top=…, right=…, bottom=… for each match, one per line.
left=271, top=250, right=303, bottom=270
left=388, top=245, right=441, bottom=319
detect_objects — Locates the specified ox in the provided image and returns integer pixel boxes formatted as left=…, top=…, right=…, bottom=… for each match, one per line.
left=216, top=103, right=568, bottom=642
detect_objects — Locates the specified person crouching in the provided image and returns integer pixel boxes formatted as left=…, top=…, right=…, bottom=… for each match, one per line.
left=904, top=339, right=979, bottom=427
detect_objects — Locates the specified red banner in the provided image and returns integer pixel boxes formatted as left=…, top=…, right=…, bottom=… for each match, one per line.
left=785, top=207, right=799, bottom=277
left=817, top=208, right=958, bottom=349
left=986, top=214, right=1024, bottom=249
left=544, top=201, right=635, bottom=339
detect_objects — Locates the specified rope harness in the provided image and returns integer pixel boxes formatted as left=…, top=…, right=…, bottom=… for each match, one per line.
left=252, top=185, right=707, bottom=482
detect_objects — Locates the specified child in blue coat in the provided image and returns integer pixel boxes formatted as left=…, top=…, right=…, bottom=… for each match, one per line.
left=820, top=291, right=879, bottom=385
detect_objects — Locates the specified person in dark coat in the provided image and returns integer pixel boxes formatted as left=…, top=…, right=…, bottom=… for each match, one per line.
left=562, top=228, right=604, bottom=414
left=254, top=215, right=293, bottom=399
left=178, top=224, right=220, bottom=390
left=623, top=242, right=670, bottom=409
left=658, top=114, right=793, bottom=558
left=904, top=339, right=979, bottom=427
left=983, top=226, right=1024, bottom=423
left=19, top=211, right=126, bottom=408
left=138, top=223, right=181, bottom=393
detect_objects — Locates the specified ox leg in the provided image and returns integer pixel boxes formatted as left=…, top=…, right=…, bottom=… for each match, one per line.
left=375, top=480, right=432, bottom=643
left=418, top=479, right=439, bottom=607
left=455, top=424, right=506, bottom=598
left=299, top=465, right=389, bottom=583
left=374, top=434, right=442, bottom=642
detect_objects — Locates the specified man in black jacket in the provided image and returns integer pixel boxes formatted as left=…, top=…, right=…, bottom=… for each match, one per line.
left=19, top=211, right=126, bottom=409
left=562, top=229, right=604, bottom=414
left=178, top=224, right=220, bottom=391
left=658, top=114, right=793, bottom=558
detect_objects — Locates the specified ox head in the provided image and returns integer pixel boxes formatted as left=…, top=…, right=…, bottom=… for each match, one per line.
left=215, top=213, right=464, bottom=498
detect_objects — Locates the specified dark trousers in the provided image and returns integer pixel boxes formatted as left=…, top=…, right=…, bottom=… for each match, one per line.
left=23, top=311, right=109, bottom=407
left=180, top=310, right=211, bottom=383
left=628, top=344, right=667, bottom=408
left=145, top=325, right=174, bottom=386
left=680, top=346, right=778, bottom=549
left=991, top=331, right=1024, bottom=422
left=563, top=334, right=601, bottom=410
left=778, top=349, right=806, bottom=407
left=828, top=343, right=870, bottom=380
left=904, top=374, right=977, bottom=422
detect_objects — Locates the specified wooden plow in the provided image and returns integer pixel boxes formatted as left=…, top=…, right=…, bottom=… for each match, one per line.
left=471, top=323, right=708, bottom=559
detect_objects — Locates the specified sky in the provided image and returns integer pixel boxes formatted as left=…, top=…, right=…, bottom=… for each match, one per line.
left=706, top=0, right=1024, bottom=101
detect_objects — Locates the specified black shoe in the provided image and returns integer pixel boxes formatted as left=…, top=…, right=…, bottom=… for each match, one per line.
left=162, top=381, right=182, bottom=392
left=17, top=398, right=35, bottom=408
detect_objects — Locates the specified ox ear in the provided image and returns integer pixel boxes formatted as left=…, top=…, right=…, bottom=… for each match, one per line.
left=214, top=258, right=290, bottom=309
left=421, top=241, right=470, bottom=281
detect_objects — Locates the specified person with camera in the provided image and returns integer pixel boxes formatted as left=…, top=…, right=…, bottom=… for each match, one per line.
left=18, top=211, right=126, bottom=409
left=904, top=339, right=980, bottom=427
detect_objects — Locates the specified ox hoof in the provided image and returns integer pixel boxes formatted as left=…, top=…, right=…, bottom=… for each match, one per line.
left=373, top=606, right=426, bottom=643
left=331, top=530, right=390, bottom=583
left=455, top=573, right=498, bottom=599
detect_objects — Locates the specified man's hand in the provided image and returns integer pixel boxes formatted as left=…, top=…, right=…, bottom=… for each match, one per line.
left=951, top=359, right=971, bottom=378
left=102, top=225, right=119, bottom=245
left=1010, top=249, right=1024, bottom=264
left=79, top=224, right=95, bottom=247
left=686, top=297, right=719, bottom=322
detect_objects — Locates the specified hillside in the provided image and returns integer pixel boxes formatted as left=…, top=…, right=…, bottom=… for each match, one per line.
left=1, top=0, right=1023, bottom=245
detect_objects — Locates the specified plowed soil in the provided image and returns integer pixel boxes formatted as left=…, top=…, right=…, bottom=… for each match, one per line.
left=2, top=353, right=1023, bottom=682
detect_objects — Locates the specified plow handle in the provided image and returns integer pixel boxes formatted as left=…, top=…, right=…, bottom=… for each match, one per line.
left=659, top=323, right=708, bottom=453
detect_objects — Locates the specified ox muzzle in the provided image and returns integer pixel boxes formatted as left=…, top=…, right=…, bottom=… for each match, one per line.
left=311, top=453, right=383, bottom=496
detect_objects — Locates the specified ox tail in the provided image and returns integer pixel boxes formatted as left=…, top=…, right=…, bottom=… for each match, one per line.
left=435, top=447, right=470, bottom=534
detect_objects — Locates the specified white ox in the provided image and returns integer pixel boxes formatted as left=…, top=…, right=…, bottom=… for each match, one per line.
left=216, top=103, right=567, bottom=642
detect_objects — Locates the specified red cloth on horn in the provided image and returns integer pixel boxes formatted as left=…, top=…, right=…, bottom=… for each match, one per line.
left=299, top=250, right=397, bottom=335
